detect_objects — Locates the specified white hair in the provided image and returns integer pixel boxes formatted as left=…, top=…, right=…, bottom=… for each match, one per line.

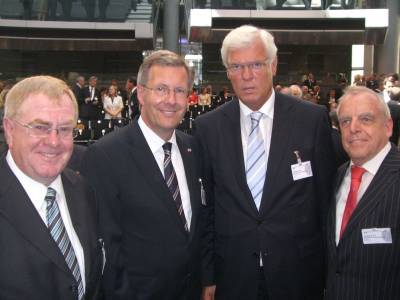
left=220, top=25, right=278, bottom=68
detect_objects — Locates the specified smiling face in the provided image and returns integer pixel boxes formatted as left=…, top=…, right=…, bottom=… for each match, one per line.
left=226, top=38, right=277, bottom=111
left=137, top=65, right=188, bottom=141
left=4, top=93, right=75, bottom=185
left=338, top=92, right=392, bottom=166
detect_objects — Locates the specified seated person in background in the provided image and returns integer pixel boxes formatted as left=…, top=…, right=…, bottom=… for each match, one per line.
left=198, top=87, right=211, bottom=106
left=103, top=85, right=123, bottom=119
left=289, top=84, right=303, bottom=98
left=188, top=87, right=198, bottom=106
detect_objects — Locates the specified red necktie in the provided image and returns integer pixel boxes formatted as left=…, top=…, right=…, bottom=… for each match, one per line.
left=340, top=165, right=366, bottom=239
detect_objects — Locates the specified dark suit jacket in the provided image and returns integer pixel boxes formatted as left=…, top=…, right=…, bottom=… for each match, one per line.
left=326, top=146, right=400, bottom=300
left=194, top=94, right=336, bottom=300
left=81, top=121, right=203, bottom=300
left=388, top=100, right=400, bottom=146
left=72, top=83, right=85, bottom=108
left=81, top=86, right=102, bottom=120
left=0, top=157, right=103, bottom=300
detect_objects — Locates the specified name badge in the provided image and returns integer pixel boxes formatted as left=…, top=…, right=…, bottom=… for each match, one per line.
left=291, top=161, right=313, bottom=181
left=362, top=228, right=392, bottom=244
left=199, top=178, right=206, bottom=206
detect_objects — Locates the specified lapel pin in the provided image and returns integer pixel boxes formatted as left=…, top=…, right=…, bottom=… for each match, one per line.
left=187, top=148, right=192, bottom=153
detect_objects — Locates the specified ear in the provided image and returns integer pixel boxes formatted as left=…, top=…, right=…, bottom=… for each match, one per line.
left=3, top=118, right=14, bottom=147
left=226, top=70, right=231, bottom=80
left=271, top=57, right=278, bottom=76
left=386, top=117, right=393, bottom=139
left=137, top=85, right=145, bottom=106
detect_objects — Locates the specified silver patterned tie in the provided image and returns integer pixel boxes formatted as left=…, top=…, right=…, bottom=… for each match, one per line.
left=246, top=112, right=266, bottom=210
left=45, top=187, right=84, bottom=300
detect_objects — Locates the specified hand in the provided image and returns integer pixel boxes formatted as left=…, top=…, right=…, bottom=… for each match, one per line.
left=202, top=285, right=216, bottom=300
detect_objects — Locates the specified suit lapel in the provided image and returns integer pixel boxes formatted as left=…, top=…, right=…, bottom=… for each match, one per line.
left=221, top=99, right=258, bottom=213
left=0, top=158, right=72, bottom=276
left=128, top=122, right=188, bottom=237
left=340, top=147, right=400, bottom=240
left=260, top=94, right=295, bottom=213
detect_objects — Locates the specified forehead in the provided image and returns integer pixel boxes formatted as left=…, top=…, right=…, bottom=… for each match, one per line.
left=148, top=65, right=188, bottom=85
left=339, top=93, right=381, bottom=115
left=18, top=93, right=75, bottom=120
left=227, top=39, right=267, bottom=63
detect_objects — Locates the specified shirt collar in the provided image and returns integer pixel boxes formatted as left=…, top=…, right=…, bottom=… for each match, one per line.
left=350, top=142, right=391, bottom=176
left=6, top=150, right=63, bottom=209
left=138, top=116, right=177, bottom=155
left=239, top=89, right=275, bottom=119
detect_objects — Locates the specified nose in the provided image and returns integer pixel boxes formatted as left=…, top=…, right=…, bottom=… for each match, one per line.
left=45, top=129, right=61, bottom=146
left=164, top=88, right=178, bottom=104
left=349, top=119, right=360, bottom=133
left=241, top=65, right=254, bottom=80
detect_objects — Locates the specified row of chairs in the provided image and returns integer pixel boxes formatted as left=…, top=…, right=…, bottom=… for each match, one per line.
left=74, top=96, right=233, bottom=142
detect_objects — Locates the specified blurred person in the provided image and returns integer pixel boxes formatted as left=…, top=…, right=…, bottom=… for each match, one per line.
left=0, top=75, right=103, bottom=300
left=326, top=86, right=400, bottom=300
left=313, top=85, right=322, bottom=104
left=274, top=84, right=282, bottom=93
left=81, top=50, right=204, bottom=300
left=103, top=85, right=123, bottom=119
left=196, top=25, right=335, bottom=300
left=381, top=73, right=399, bottom=103
left=125, top=76, right=139, bottom=119
left=198, top=87, right=211, bottom=106
left=301, top=85, right=312, bottom=101
left=280, top=86, right=292, bottom=95
left=81, top=76, right=101, bottom=120
left=302, top=72, right=316, bottom=89
left=188, top=87, right=198, bottom=106
left=289, top=84, right=302, bottom=98
left=72, top=75, right=85, bottom=108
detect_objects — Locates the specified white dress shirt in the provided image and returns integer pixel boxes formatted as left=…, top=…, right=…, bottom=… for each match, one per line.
left=6, top=151, right=86, bottom=290
left=335, top=142, right=391, bottom=245
left=239, top=89, right=275, bottom=171
left=138, top=117, right=192, bottom=229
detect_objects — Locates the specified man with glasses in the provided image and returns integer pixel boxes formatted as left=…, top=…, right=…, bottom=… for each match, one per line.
left=0, top=75, right=103, bottom=300
left=81, top=50, right=203, bottom=300
left=195, top=25, right=335, bottom=300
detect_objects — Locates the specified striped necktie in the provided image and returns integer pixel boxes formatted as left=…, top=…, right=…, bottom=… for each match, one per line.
left=246, top=112, right=266, bottom=210
left=163, top=142, right=189, bottom=232
left=45, top=187, right=84, bottom=300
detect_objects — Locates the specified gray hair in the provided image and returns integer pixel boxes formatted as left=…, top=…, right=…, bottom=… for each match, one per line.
left=221, top=25, right=278, bottom=68
left=337, top=86, right=391, bottom=119
left=137, top=50, right=193, bottom=89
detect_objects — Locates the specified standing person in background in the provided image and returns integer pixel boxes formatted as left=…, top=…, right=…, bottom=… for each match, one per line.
left=195, top=25, right=335, bottom=300
left=81, top=50, right=204, bottom=300
left=72, top=75, right=85, bottom=109
left=103, top=85, right=123, bottom=120
left=0, top=75, right=103, bottom=300
left=81, top=76, right=101, bottom=120
left=125, top=76, right=139, bottom=119
left=326, top=86, right=400, bottom=300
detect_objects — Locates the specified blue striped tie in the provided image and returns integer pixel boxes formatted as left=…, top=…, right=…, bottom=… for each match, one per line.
left=246, top=112, right=266, bottom=210
left=45, top=187, right=84, bottom=300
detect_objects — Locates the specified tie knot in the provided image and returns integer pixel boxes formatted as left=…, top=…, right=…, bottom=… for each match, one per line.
left=163, top=142, right=172, bottom=153
left=45, top=187, right=56, bottom=206
left=351, top=165, right=366, bottom=181
left=250, top=111, right=263, bottom=123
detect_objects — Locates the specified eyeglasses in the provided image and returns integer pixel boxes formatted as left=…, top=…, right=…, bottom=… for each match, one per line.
left=227, top=59, right=270, bottom=74
left=13, top=120, right=79, bottom=139
left=142, top=84, right=188, bottom=100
